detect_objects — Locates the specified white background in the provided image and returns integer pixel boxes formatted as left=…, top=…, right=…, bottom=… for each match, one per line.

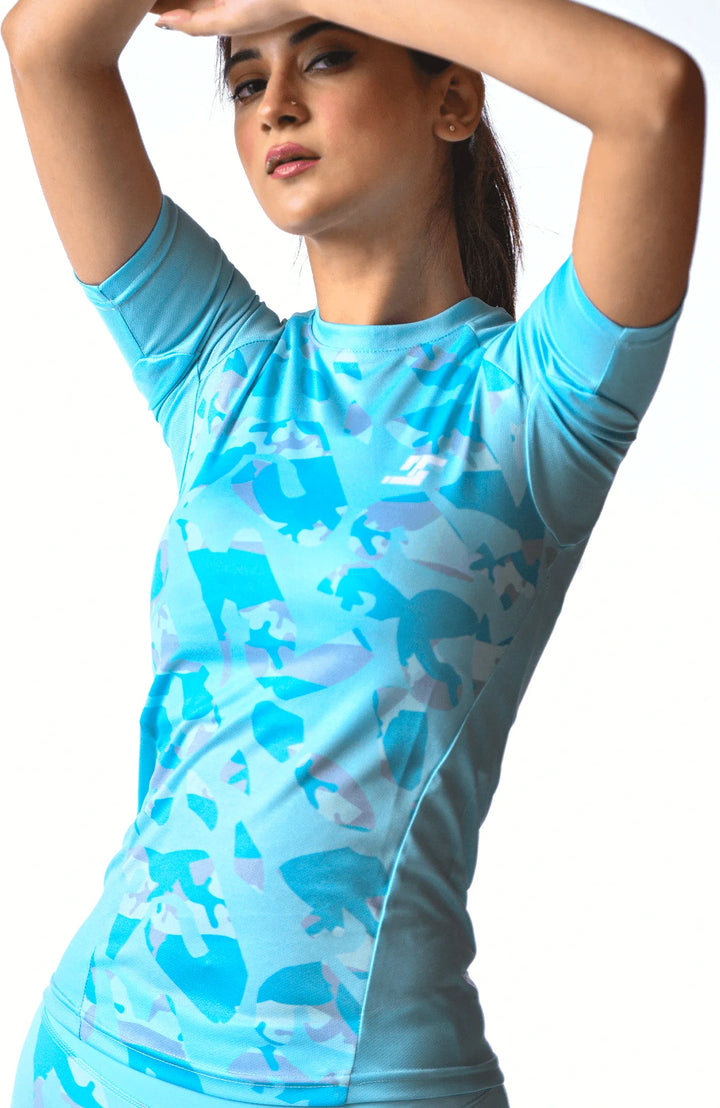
left=1, top=1, right=718, bottom=1105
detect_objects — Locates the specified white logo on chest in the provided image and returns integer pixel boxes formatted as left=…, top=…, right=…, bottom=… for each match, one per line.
left=381, top=454, right=447, bottom=486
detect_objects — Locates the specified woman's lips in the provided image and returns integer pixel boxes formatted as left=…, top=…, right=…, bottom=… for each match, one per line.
left=270, top=158, right=320, bottom=179
left=266, top=144, right=320, bottom=174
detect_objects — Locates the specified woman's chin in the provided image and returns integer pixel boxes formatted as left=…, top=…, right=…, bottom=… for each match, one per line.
left=257, top=181, right=367, bottom=239
left=265, top=205, right=341, bottom=240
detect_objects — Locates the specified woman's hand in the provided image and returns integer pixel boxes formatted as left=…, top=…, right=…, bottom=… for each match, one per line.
left=151, top=0, right=311, bottom=37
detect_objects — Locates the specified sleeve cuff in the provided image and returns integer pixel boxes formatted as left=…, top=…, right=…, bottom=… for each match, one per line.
left=567, top=253, right=686, bottom=342
left=74, top=195, right=174, bottom=306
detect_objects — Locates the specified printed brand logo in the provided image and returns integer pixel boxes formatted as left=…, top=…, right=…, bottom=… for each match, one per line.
left=381, top=455, right=447, bottom=487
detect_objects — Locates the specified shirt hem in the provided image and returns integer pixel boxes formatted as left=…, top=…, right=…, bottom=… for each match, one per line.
left=44, top=982, right=503, bottom=1105
left=343, top=1060, right=505, bottom=1102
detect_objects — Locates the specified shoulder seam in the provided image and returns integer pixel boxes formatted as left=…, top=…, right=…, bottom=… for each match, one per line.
left=204, top=333, right=284, bottom=377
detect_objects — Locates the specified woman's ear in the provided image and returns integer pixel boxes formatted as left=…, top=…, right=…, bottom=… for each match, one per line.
left=433, top=66, right=486, bottom=141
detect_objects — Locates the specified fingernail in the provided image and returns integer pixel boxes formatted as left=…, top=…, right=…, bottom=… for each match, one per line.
left=155, top=21, right=177, bottom=30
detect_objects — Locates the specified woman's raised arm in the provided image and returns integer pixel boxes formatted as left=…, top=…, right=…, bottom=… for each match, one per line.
left=2, top=0, right=164, bottom=284
left=158, top=0, right=706, bottom=329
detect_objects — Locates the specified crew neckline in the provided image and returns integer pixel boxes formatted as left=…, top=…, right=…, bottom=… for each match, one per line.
left=309, top=295, right=495, bottom=352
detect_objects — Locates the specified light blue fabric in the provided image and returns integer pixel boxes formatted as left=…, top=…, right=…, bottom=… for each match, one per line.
left=27, top=194, right=684, bottom=1104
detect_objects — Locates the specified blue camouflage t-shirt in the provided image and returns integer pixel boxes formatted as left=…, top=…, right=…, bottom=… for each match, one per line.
left=45, top=195, right=683, bottom=1104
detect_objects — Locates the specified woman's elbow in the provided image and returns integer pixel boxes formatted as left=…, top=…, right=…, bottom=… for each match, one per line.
left=648, top=48, right=706, bottom=133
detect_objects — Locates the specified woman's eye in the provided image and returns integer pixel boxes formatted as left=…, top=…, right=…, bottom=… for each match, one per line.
left=230, top=51, right=354, bottom=105
left=307, top=50, right=354, bottom=71
left=231, top=78, right=267, bottom=104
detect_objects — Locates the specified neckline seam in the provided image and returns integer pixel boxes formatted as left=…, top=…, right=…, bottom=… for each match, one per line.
left=308, top=299, right=491, bottom=353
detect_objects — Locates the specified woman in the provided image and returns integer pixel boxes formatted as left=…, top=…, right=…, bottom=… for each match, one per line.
left=3, top=0, right=706, bottom=1105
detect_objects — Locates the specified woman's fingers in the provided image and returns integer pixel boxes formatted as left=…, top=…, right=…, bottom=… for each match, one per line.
left=154, top=0, right=218, bottom=32
left=154, top=1, right=308, bottom=37
left=155, top=3, right=235, bottom=35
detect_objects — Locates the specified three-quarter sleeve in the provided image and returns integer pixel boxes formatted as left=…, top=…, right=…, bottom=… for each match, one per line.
left=76, top=195, right=284, bottom=485
left=487, top=255, right=685, bottom=547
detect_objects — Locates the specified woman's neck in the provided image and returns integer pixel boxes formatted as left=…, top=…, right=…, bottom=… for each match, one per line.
left=304, top=214, right=473, bottom=326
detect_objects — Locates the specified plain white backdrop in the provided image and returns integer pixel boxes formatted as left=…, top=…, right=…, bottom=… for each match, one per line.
left=1, top=1, right=717, bottom=1105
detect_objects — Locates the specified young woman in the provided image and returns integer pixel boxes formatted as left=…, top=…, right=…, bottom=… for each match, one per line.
left=3, top=0, right=706, bottom=1105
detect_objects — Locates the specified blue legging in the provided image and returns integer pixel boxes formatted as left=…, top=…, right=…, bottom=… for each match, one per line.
left=12, top=1001, right=511, bottom=1108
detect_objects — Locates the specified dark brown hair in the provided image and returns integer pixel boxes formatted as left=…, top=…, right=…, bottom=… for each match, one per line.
left=408, top=48, right=522, bottom=318
left=217, top=38, right=522, bottom=318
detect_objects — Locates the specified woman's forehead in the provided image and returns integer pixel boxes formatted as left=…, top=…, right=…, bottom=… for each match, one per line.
left=228, top=18, right=352, bottom=57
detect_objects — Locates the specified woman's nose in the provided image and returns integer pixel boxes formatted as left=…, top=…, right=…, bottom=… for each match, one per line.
left=258, top=78, right=307, bottom=130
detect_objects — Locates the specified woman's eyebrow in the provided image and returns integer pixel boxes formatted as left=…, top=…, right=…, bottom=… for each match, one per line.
left=224, top=21, right=361, bottom=81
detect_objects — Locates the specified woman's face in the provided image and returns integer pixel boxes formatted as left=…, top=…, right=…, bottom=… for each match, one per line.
left=225, top=18, right=450, bottom=240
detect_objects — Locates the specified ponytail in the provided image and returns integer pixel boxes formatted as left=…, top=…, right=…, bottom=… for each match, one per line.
left=409, top=49, right=522, bottom=319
